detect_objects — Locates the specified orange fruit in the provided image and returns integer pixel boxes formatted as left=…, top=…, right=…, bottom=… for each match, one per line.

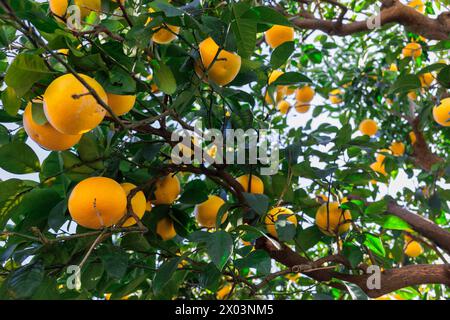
left=315, top=202, right=351, bottom=236
left=195, top=195, right=227, bottom=228
left=359, top=119, right=378, bottom=136
left=156, top=217, right=177, bottom=241
left=295, top=103, right=310, bottom=113
left=432, top=98, right=450, bottom=127
left=74, top=0, right=101, bottom=18
left=295, top=86, right=315, bottom=103
left=106, top=93, right=136, bottom=116
left=216, top=283, right=232, bottom=300
left=43, top=74, right=107, bottom=135
left=236, top=174, right=264, bottom=194
left=49, top=0, right=68, bottom=17
left=409, top=131, right=417, bottom=145
left=23, top=102, right=81, bottom=151
left=68, top=177, right=127, bottom=229
left=402, top=43, right=422, bottom=58
left=265, top=25, right=294, bottom=49
left=407, top=0, right=424, bottom=13
left=120, top=183, right=147, bottom=227
left=419, top=73, right=434, bottom=87
left=370, top=161, right=387, bottom=176
left=265, top=207, right=297, bottom=238
left=329, top=89, right=343, bottom=104
left=147, top=8, right=180, bottom=44
left=277, top=100, right=290, bottom=114
left=153, top=174, right=181, bottom=205
left=195, top=37, right=241, bottom=86
left=390, top=141, right=405, bottom=156
left=404, top=240, right=423, bottom=257
left=376, top=149, right=391, bottom=163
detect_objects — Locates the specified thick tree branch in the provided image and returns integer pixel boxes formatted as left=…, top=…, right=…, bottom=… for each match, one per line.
left=285, top=0, right=450, bottom=40
left=256, top=237, right=450, bottom=298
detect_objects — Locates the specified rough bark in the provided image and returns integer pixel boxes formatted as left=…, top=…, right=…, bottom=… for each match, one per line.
left=286, top=0, right=450, bottom=40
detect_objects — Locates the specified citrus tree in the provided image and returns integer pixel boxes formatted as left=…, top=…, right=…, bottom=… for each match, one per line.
left=0, top=0, right=449, bottom=300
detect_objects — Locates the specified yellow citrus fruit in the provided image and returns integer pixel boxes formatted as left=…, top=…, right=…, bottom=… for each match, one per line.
left=432, top=98, right=450, bottom=127
left=419, top=73, right=434, bottom=87
left=44, top=74, right=107, bottom=135
left=195, top=37, right=241, bottom=86
left=376, top=149, right=391, bottom=163
left=216, top=283, right=232, bottom=300
left=408, top=0, right=424, bottom=13
left=402, top=42, right=422, bottom=58
left=407, top=91, right=417, bottom=101
left=285, top=87, right=295, bottom=95
left=195, top=195, right=227, bottom=228
left=370, top=161, right=387, bottom=176
left=153, top=174, right=181, bottom=205
left=265, top=87, right=287, bottom=105
left=146, top=201, right=152, bottom=212
left=265, top=207, right=297, bottom=238
left=265, top=25, right=294, bottom=49
left=74, top=0, right=101, bottom=18
left=106, top=93, right=136, bottom=116
left=236, top=174, right=264, bottom=194
left=359, top=119, right=378, bottom=136
left=285, top=273, right=300, bottom=282
left=404, top=240, right=424, bottom=257
left=49, top=0, right=68, bottom=17
left=156, top=217, right=177, bottom=241
left=68, top=177, right=127, bottom=229
left=295, top=103, right=310, bottom=113
left=409, top=131, right=417, bottom=145
left=315, top=202, right=352, bottom=236
left=23, top=102, right=81, bottom=151
left=329, top=89, right=343, bottom=104
left=295, top=86, right=315, bottom=103
left=390, top=141, right=405, bottom=156
left=277, top=100, right=290, bottom=114
left=389, top=63, right=398, bottom=72
left=147, top=8, right=180, bottom=44
left=120, top=183, right=146, bottom=227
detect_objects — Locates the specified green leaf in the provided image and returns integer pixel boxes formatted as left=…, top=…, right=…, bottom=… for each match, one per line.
left=295, top=226, right=324, bottom=250
left=178, top=180, right=209, bottom=204
left=81, top=263, right=104, bottom=291
left=242, top=192, right=269, bottom=216
left=275, top=214, right=297, bottom=241
left=234, top=250, right=271, bottom=275
left=231, top=15, right=256, bottom=59
left=154, top=62, right=177, bottom=95
left=248, top=7, right=291, bottom=26
left=363, top=233, right=386, bottom=257
left=100, top=248, right=129, bottom=279
left=271, top=72, right=312, bottom=86
left=0, top=142, right=40, bottom=174
left=388, top=74, right=421, bottom=95
left=342, top=281, right=369, bottom=300
left=342, top=242, right=364, bottom=268
left=365, top=200, right=387, bottom=215
left=5, top=53, right=52, bottom=97
left=5, top=263, right=44, bottom=299
left=0, top=124, right=10, bottom=147
left=437, top=65, right=450, bottom=88
left=270, top=41, right=295, bottom=69
left=0, top=179, right=36, bottom=229
left=1, top=87, right=21, bottom=116
left=383, top=215, right=412, bottom=231
left=153, top=256, right=182, bottom=293
left=206, top=230, right=233, bottom=270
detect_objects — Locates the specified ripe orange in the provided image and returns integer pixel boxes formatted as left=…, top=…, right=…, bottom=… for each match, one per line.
left=402, top=43, right=422, bottom=58
left=195, top=195, right=227, bottom=228
left=68, top=177, right=127, bottom=229
left=376, top=149, right=391, bottom=163
left=153, top=174, right=181, bottom=205
left=195, top=37, right=241, bottom=86
left=23, top=102, right=81, bottom=151
left=315, top=202, right=351, bottom=236
left=120, top=183, right=147, bottom=227
left=74, top=0, right=101, bottom=18
left=49, top=0, right=68, bottom=17
left=432, top=98, right=450, bottom=127
left=409, top=131, right=417, bottom=145
left=407, top=0, right=425, bottom=13
left=156, top=217, right=177, bottom=241
left=236, top=174, right=264, bottom=194
left=329, top=89, right=343, bottom=104
left=43, top=74, right=107, bottom=135
left=390, top=141, right=405, bottom=156
left=295, top=103, right=310, bottom=114
left=265, top=25, right=294, bottom=49
left=419, top=73, right=434, bottom=87
left=370, top=161, right=387, bottom=176
left=265, top=207, right=297, bottom=238
left=147, top=8, right=180, bottom=44
left=359, top=119, right=378, bottom=136
left=404, top=240, right=424, bottom=257
left=106, top=93, right=136, bottom=116
left=216, top=283, right=232, bottom=300
left=295, top=86, right=315, bottom=103
left=277, top=100, right=290, bottom=114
